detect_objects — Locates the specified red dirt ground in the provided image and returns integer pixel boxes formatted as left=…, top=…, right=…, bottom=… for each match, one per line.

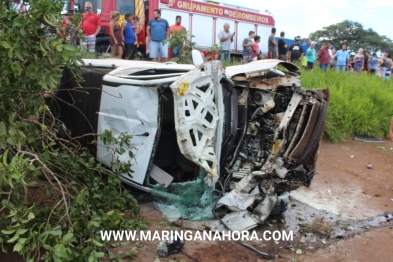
left=130, top=140, right=393, bottom=262
left=1, top=140, right=393, bottom=262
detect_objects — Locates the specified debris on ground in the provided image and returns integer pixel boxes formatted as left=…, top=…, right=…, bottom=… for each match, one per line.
left=367, top=163, right=373, bottom=169
left=157, top=235, right=185, bottom=258
left=299, top=217, right=334, bottom=238
left=354, top=135, right=385, bottom=143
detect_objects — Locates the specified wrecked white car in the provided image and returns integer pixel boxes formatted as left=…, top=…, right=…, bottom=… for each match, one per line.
left=51, top=55, right=329, bottom=231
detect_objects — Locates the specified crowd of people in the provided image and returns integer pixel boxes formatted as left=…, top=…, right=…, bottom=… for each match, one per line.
left=56, top=2, right=393, bottom=79
left=218, top=25, right=393, bottom=79
left=62, top=2, right=187, bottom=62
left=279, top=32, right=393, bottom=79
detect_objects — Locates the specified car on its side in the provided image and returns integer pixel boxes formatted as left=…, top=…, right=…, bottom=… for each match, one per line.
left=51, top=53, right=329, bottom=231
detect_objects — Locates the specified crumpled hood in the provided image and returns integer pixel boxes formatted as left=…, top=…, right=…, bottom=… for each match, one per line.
left=225, top=59, right=299, bottom=78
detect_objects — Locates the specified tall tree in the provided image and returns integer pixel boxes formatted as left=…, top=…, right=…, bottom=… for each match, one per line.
left=309, top=20, right=393, bottom=54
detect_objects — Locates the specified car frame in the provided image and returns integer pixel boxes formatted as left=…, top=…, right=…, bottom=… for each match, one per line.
left=51, top=53, right=329, bottom=230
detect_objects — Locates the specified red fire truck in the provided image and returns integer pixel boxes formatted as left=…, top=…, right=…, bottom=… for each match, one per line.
left=65, top=0, right=275, bottom=57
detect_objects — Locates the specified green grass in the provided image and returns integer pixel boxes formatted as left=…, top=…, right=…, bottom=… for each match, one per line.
left=222, top=59, right=243, bottom=67
left=300, top=69, right=393, bottom=142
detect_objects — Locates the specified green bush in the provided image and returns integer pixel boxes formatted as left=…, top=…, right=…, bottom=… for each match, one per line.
left=163, top=29, right=196, bottom=64
left=300, top=69, right=393, bottom=142
left=0, top=1, right=146, bottom=261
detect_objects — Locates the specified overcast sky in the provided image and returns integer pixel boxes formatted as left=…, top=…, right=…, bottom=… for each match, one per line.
left=222, top=0, right=392, bottom=40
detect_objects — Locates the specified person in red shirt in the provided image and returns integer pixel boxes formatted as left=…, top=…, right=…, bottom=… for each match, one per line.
left=252, top=35, right=263, bottom=61
left=168, top=16, right=186, bottom=58
left=317, top=42, right=330, bottom=71
left=81, top=2, right=101, bottom=53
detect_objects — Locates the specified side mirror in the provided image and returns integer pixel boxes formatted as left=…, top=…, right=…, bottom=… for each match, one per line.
left=192, top=50, right=206, bottom=66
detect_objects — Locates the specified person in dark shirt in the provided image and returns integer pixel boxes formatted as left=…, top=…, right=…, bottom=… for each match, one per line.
left=364, top=51, right=370, bottom=75
left=64, top=17, right=77, bottom=47
left=288, top=36, right=304, bottom=65
left=242, top=31, right=255, bottom=63
left=268, top=27, right=277, bottom=59
left=278, top=31, right=288, bottom=61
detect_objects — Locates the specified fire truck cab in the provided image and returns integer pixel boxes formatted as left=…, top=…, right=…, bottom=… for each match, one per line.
left=65, top=0, right=275, bottom=58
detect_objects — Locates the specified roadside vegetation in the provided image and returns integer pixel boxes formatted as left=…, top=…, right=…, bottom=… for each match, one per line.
left=2, top=2, right=392, bottom=260
left=301, top=69, right=393, bottom=142
left=0, top=1, right=146, bottom=261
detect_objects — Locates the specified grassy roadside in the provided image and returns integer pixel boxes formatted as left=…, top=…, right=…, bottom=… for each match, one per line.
left=300, top=69, right=393, bottom=142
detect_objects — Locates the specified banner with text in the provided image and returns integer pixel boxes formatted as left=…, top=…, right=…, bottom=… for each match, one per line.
left=165, top=0, right=275, bottom=26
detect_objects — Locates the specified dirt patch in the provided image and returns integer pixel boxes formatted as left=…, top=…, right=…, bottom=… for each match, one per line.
left=291, top=140, right=393, bottom=219
left=1, top=140, right=393, bottom=261
left=299, top=227, right=393, bottom=262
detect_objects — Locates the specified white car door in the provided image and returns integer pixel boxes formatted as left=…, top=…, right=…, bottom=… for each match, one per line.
left=170, top=61, right=225, bottom=186
left=96, top=81, right=159, bottom=185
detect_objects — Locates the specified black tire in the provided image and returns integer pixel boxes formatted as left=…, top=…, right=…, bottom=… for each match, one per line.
left=270, top=197, right=288, bottom=215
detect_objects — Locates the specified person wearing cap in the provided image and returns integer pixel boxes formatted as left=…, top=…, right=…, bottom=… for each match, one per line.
left=288, top=36, right=304, bottom=65
left=278, top=31, right=288, bottom=61
left=268, top=27, right=278, bottom=59
left=301, top=38, right=310, bottom=69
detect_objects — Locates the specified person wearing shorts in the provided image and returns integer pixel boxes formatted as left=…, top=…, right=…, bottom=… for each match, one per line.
left=369, top=53, right=378, bottom=74
left=146, top=9, right=169, bottom=62
left=81, top=2, right=101, bottom=53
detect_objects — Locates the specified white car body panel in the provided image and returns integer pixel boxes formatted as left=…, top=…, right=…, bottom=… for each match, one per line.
left=97, top=84, right=159, bottom=185
left=170, top=62, right=225, bottom=185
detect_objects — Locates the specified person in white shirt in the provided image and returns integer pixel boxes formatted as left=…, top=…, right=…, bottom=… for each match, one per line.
left=217, top=23, right=234, bottom=62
